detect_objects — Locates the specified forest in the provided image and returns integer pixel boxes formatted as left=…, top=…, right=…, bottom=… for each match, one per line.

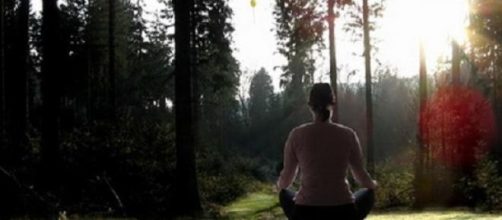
left=0, top=0, right=501, bottom=219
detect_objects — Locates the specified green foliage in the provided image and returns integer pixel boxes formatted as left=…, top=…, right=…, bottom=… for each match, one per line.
left=469, top=0, right=502, bottom=154
left=339, top=70, right=418, bottom=160
left=459, top=154, right=502, bottom=210
left=197, top=147, right=272, bottom=207
left=249, top=68, right=274, bottom=129
left=58, top=116, right=176, bottom=215
left=373, top=152, right=415, bottom=209
left=198, top=173, right=252, bottom=205
left=246, top=68, right=284, bottom=157
left=342, top=0, right=385, bottom=44
left=274, top=0, right=324, bottom=92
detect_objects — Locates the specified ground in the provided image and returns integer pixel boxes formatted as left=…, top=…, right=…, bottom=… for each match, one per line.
left=222, top=186, right=502, bottom=220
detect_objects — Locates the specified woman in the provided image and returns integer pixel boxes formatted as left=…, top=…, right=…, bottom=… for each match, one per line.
left=277, top=83, right=377, bottom=220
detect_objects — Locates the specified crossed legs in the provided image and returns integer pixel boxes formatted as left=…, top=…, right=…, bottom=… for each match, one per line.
left=279, top=188, right=375, bottom=220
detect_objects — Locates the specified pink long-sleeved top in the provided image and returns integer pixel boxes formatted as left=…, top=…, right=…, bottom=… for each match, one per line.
left=277, top=121, right=376, bottom=206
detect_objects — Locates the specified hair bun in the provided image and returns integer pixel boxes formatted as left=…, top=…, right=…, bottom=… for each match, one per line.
left=308, top=83, right=334, bottom=121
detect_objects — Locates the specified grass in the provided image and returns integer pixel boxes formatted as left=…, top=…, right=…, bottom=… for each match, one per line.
left=368, top=210, right=502, bottom=220
left=222, top=185, right=502, bottom=220
left=222, top=191, right=284, bottom=219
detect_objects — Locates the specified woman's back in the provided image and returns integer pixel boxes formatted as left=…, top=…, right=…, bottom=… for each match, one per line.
left=277, top=83, right=376, bottom=219
left=278, top=121, right=375, bottom=206
left=294, top=122, right=353, bottom=205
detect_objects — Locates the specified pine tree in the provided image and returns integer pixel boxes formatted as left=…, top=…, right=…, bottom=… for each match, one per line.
left=192, top=0, right=240, bottom=148
left=249, top=68, right=274, bottom=130
left=274, top=0, right=325, bottom=129
left=274, top=0, right=324, bottom=93
left=469, top=0, right=502, bottom=152
left=173, top=0, right=202, bottom=215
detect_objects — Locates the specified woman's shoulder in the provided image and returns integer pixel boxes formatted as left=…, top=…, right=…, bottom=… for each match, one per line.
left=296, top=122, right=314, bottom=129
left=288, top=123, right=310, bottom=135
left=293, top=122, right=355, bottom=135
left=328, top=122, right=357, bottom=136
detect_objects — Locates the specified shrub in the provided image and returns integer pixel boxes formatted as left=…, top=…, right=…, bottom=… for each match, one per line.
left=372, top=155, right=414, bottom=209
left=459, top=154, right=502, bottom=210
left=196, top=147, right=268, bottom=206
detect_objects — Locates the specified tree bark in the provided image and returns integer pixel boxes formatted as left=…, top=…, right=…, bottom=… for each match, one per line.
left=173, top=0, right=202, bottom=215
left=191, top=0, right=200, bottom=170
left=108, top=0, right=116, bottom=120
left=41, top=0, right=62, bottom=192
left=363, top=0, right=374, bottom=175
left=452, top=40, right=460, bottom=85
left=6, top=0, right=29, bottom=162
left=414, top=40, right=428, bottom=208
left=0, top=0, right=5, bottom=142
left=328, top=0, right=338, bottom=122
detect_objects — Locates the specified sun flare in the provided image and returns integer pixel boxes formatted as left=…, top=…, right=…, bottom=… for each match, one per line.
left=378, top=0, right=470, bottom=75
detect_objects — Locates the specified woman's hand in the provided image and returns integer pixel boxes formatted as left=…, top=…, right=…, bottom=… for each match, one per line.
left=369, top=180, right=378, bottom=190
left=274, top=181, right=283, bottom=193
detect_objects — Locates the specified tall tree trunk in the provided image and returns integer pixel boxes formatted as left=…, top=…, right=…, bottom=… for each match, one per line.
left=108, top=0, right=116, bottom=120
left=452, top=40, right=461, bottom=85
left=414, top=40, right=428, bottom=208
left=468, top=1, right=477, bottom=83
left=173, top=0, right=202, bottom=215
left=362, top=0, right=374, bottom=174
left=41, top=0, right=62, bottom=193
left=328, top=0, right=338, bottom=122
left=6, top=0, right=29, bottom=163
left=0, top=0, right=5, bottom=143
left=191, top=0, right=200, bottom=167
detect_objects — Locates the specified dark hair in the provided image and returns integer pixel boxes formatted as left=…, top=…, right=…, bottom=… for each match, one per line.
left=308, top=83, right=334, bottom=122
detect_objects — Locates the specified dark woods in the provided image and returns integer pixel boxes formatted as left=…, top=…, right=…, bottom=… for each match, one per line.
left=1, top=0, right=176, bottom=217
left=0, top=0, right=255, bottom=218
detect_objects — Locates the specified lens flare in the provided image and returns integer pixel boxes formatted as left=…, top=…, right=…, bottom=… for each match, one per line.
left=419, top=86, right=497, bottom=168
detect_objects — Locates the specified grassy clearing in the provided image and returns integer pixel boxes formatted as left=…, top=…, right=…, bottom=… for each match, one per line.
left=222, top=191, right=284, bottom=219
left=368, top=210, right=502, bottom=220
left=222, top=185, right=502, bottom=220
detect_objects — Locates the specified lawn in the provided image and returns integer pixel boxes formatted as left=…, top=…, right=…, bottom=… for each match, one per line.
left=222, top=188, right=502, bottom=220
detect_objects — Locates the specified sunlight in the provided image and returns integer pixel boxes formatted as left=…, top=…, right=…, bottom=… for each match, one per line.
left=378, top=0, right=470, bottom=76
left=411, top=0, right=468, bottom=56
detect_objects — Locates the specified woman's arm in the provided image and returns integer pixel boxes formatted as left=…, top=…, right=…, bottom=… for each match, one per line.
left=348, top=130, right=377, bottom=189
left=277, top=129, right=299, bottom=189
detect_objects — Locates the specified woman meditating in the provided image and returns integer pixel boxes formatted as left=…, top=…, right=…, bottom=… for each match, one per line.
left=277, top=83, right=377, bottom=220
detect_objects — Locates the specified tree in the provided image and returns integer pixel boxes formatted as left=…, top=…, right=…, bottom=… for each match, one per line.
left=109, top=0, right=116, bottom=119
left=328, top=0, right=338, bottom=122
left=452, top=40, right=461, bottom=84
left=0, top=0, right=5, bottom=143
left=414, top=41, right=428, bottom=208
left=274, top=0, right=324, bottom=95
left=274, top=0, right=325, bottom=136
left=362, top=0, right=374, bottom=174
left=0, top=0, right=28, bottom=216
left=469, top=0, right=502, bottom=152
left=41, top=0, right=63, bottom=191
left=191, top=0, right=241, bottom=151
left=249, top=68, right=274, bottom=131
left=173, top=0, right=202, bottom=215
left=6, top=0, right=29, bottom=158
left=339, top=1, right=383, bottom=171
left=327, top=0, right=351, bottom=122
left=247, top=68, right=275, bottom=155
